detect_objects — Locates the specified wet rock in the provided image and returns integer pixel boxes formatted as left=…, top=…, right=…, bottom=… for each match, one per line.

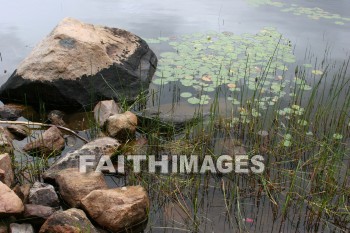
left=81, top=185, right=149, bottom=233
left=23, top=126, right=65, bottom=157
left=94, top=100, right=121, bottom=127
left=28, top=182, right=59, bottom=207
left=9, top=224, right=34, bottom=233
left=23, top=204, right=56, bottom=226
left=43, top=137, right=120, bottom=183
left=0, top=104, right=27, bottom=120
left=39, top=208, right=99, bottom=233
left=0, top=18, right=157, bottom=111
left=0, top=181, right=24, bottom=216
left=0, top=126, right=13, bottom=154
left=0, top=153, right=14, bottom=187
left=48, top=110, right=66, bottom=126
left=56, top=168, right=108, bottom=208
left=12, top=184, right=31, bottom=204
left=141, top=103, right=210, bottom=129
left=105, top=111, right=137, bottom=142
left=5, top=125, right=31, bottom=141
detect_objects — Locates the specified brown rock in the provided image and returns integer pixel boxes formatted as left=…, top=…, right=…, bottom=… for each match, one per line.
left=0, top=153, right=14, bottom=187
left=0, top=181, right=24, bottom=216
left=23, top=204, right=56, bottom=226
left=56, top=168, right=108, bottom=208
left=0, top=224, right=8, bottom=233
left=0, top=18, right=157, bottom=111
left=12, top=184, right=31, bottom=204
left=81, top=186, right=149, bottom=233
left=0, top=127, right=13, bottom=154
left=105, top=111, right=138, bottom=142
left=5, top=125, right=30, bottom=141
left=0, top=169, right=5, bottom=184
left=43, top=137, right=120, bottom=182
left=48, top=110, right=66, bottom=127
left=39, top=208, right=99, bottom=233
left=0, top=104, right=27, bottom=120
left=94, top=100, right=121, bottom=127
left=23, top=126, right=65, bottom=157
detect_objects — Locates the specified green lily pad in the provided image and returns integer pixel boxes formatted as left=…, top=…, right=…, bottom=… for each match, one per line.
left=180, top=92, right=192, bottom=98
left=311, top=70, right=323, bottom=75
left=333, top=133, right=343, bottom=140
left=283, top=140, right=292, bottom=147
left=187, top=97, right=201, bottom=105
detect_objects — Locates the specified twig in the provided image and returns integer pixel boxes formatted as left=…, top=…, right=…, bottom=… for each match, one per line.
left=0, top=120, right=89, bottom=143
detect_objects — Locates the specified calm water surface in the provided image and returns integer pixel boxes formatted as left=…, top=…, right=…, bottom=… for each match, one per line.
left=1, top=1, right=349, bottom=232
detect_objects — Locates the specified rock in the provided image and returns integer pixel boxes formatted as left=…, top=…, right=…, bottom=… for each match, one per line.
left=122, top=137, right=148, bottom=155
left=81, top=186, right=149, bottom=233
left=94, top=100, right=121, bottom=127
left=48, top=110, right=66, bottom=126
left=39, top=208, right=99, bottom=233
left=105, top=111, right=137, bottom=142
left=22, top=204, right=56, bottom=226
left=0, top=169, right=5, bottom=184
left=0, top=181, right=24, bottom=216
left=0, top=224, right=7, bottom=233
left=28, top=182, right=59, bottom=207
left=0, top=153, right=14, bottom=187
left=56, top=168, right=108, bottom=208
left=0, top=126, right=13, bottom=154
left=0, top=18, right=157, bottom=111
left=0, top=104, right=27, bottom=120
left=12, top=184, right=31, bottom=204
left=5, top=125, right=31, bottom=141
left=141, top=103, right=210, bottom=129
left=23, top=126, right=65, bottom=157
left=216, top=138, right=247, bottom=155
left=43, top=137, right=120, bottom=183
left=9, top=224, right=34, bottom=233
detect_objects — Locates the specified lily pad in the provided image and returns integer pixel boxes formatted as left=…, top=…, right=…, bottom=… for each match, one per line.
left=187, top=97, right=201, bottom=105
left=180, top=92, right=193, bottom=98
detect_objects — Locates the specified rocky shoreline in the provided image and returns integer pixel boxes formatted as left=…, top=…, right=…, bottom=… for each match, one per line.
left=0, top=18, right=156, bottom=233
left=0, top=100, right=149, bottom=233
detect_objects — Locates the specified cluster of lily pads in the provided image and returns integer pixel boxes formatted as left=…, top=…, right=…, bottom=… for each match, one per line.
left=246, top=0, right=350, bottom=25
left=148, top=27, right=298, bottom=106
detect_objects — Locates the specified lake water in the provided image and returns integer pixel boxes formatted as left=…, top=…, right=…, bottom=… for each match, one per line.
left=1, top=0, right=349, bottom=232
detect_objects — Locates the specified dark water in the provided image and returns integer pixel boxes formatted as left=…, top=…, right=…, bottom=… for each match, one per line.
left=1, top=0, right=349, bottom=232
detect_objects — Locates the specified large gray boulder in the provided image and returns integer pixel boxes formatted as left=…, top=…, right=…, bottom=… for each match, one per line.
left=0, top=18, right=157, bottom=111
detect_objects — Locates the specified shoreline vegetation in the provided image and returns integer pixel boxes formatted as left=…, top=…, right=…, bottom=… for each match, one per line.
left=1, top=16, right=349, bottom=233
